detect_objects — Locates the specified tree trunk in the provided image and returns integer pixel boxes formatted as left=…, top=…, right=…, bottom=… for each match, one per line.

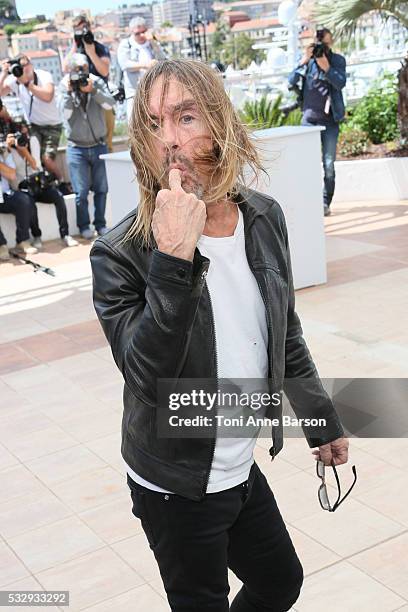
left=397, top=52, right=408, bottom=145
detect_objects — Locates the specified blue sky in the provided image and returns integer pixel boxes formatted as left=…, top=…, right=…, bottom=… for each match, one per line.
left=16, top=0, right=154, bottom=19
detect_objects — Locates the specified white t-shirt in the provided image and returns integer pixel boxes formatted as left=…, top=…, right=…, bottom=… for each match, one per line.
left=118, top=37, right=154, bottom=99
left=0, top=152, right=16, bottom=202
left=5, top=69, right=61, bottom=126
left=10, top=135, right=42, bottom=188
left=126, top=205, right=270, bottom=494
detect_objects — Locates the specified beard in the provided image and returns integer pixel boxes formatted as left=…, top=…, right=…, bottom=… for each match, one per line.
left=161, top=151, right=206, bottom=200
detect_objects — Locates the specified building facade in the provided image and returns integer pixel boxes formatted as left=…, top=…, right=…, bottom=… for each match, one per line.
left=11, top=34, right=39, bottom=56
left=96, top=6, right=153, bottom=29
left=214, top=0, right=280, bottom=20
left=0, top=36, right=9, bottom=60
left=153, top=0, right=215, bottom=29
left=28, top=50, right=62, bottom=84
left=231, top=17, right=281, bottom=41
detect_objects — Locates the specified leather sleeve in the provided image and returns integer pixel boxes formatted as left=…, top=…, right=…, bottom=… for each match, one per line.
left=277, top=207, right=345, bottom=447
left=90, top=240, right=199, bottom=407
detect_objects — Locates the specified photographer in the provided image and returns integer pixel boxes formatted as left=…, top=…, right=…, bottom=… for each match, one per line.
left=0, top=54, right=69, bottom=190
left=62, top=14, right=115, bottom=152
left=0, top=134, right=38, bottom=259
left=288, top=28, right=346, bottom=216
left=6, top=124, right=79, bottom=249
left=59, top=54, right=115, bottom=240
left=117, top=17, right=166, bottom=121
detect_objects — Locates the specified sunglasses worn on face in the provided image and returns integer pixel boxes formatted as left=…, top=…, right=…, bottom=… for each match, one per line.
left=134, top=30, right=147, bottom=36
left=316, top=459, right=357, bottom=512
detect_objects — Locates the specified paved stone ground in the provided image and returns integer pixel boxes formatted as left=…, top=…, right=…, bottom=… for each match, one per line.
left=0, top=198, right=407, bottom=611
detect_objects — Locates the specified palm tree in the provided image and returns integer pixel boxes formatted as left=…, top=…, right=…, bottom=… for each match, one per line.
left=313, top=0, right=408, bottom=144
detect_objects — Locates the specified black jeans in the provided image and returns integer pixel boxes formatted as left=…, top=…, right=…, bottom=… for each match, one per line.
left=127, top=462, right=304, bottom=612
left=0, top=190, right=34, bottom=245
left=28, top=186, right=69, bottom=239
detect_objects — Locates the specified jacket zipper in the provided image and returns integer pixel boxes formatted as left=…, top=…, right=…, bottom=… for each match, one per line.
left=251, top=269, right=278, bottom=460
left=243, top=226, right=278, bottom=460
left=201, top=273, right=218, bottom=497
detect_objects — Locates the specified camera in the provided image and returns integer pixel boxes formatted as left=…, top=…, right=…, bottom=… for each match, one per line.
left=18, top=171, right=56, bottom=199
left=8, top=117, right=30, bottom=147
left=110, top=85, right=126, bottom=104
left=74, top=27, right=94, bottom=47
left=69, top=69, right=89, bottom=92
left=312, top=29, right=329, bottom=58
left=12, top=130, right=29, bottom=147
left=8, top=58, right=24, bottom=78
left=0, top=115, right=30, bottom=148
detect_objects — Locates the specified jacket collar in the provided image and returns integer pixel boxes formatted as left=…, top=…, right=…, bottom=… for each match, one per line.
left=233, top=184, right=271, bottom=228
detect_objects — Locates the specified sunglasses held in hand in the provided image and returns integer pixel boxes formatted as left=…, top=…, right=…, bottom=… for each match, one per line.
left=316, top=459, right=357, bottom=512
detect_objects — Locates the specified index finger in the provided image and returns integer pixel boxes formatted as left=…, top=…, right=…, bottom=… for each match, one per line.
left=168, top=168, right=183, bottom=192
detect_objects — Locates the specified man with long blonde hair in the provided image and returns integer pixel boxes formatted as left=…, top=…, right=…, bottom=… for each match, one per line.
left=91, top=59, right=348, bottom=611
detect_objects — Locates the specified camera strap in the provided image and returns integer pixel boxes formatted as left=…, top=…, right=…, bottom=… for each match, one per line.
left=82, top=95, right=101, bottom=146
left=28, top=72, right=38, bottom=119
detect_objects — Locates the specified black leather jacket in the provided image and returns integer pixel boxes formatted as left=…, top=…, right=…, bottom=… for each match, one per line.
left=90, top=187, right=345, bottom=501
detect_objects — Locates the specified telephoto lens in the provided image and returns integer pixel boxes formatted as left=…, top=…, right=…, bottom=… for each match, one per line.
left=14, top=131, right=29, bottom=147
left=9, top=60, right=23, bottom=78
left=69, top=69, right=89, bottom=91
left=82, top=28, right=95, bottom=44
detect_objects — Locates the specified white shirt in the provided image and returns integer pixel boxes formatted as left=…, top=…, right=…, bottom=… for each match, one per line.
left=117, top=37, right=154, bottom=99
left=0, top=152, right=16, bottom=203
left=5, top=69, right=61, bottom=126
left=10, top=136, right=42, bottom=188
left=126, top=206, right=270, bottom=494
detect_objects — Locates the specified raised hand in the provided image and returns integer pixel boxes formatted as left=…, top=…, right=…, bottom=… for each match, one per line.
left=152, top=168, right=207, bottom=262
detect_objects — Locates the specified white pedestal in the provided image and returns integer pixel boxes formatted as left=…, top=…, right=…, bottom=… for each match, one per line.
left=250, top=125, right=327, bottom=289
left=101, top=151, right=140, bottom=226
left=101, top=125, right=327, bottom=289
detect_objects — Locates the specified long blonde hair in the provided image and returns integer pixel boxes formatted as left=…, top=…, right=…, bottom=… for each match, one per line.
left=125, top=59, right=265, bottom=246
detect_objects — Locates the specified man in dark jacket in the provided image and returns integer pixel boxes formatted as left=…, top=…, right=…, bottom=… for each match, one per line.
left=90, top=59, right=349, bottom=612
left=288, top=28, right=347, bottom=216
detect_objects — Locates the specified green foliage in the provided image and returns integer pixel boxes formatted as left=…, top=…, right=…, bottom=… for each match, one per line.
left=346, top=72, right=398, bottom=144
left=16, top=23, right=35, bottom=34
left=161, top=21, right=173, bottom=28
left=3, top=24, right=15, bottom=37
left=210, top=20, right=230, bottom=61
left=239, top=94, right=302, bottom=130
left=113, top=121, right=128, bottom=137
left=223, top=33, right=265, bottom=70
left=338, top=126, right=369, bottom=156
left=284, top=107, right=303, bottom=126
left=3, top=20, right=40, bottom=36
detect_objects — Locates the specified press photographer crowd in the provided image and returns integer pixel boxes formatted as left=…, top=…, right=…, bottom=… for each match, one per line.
left=0, top=14, right=345, bottom=262
left=0, top=13, right=164, bottom=262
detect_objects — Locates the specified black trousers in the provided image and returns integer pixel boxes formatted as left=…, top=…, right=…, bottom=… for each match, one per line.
left=28, top=186, right=69, bottom=239
left=0, top=190, right=34, bottom=245
left=127, top=462, right=304, bottom=612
